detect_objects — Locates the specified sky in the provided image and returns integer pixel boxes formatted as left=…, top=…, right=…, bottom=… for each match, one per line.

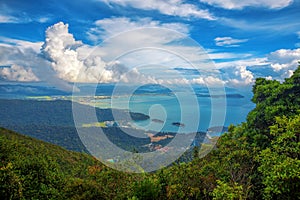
left=0, top=0, right=300, bottom=91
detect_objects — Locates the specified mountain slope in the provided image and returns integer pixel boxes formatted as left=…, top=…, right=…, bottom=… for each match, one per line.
left=0, top=99, right=149, bottom=152
left=0, top=127, right=137, bottom=200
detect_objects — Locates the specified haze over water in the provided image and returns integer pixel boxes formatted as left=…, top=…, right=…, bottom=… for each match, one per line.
left=91, top=84, right=255, bottom=133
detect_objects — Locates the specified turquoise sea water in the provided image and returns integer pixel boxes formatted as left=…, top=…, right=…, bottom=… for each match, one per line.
left=94, top=91, right=255, bottom=133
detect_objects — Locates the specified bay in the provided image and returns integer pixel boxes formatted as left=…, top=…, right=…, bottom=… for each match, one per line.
left=93, top=90, right=255, bottom=134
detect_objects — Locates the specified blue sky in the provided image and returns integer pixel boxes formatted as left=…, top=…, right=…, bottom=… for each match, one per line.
left=0, top=0, right=299, bottom=90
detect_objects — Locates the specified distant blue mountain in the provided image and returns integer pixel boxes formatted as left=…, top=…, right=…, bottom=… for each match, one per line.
left=0, top=83, right=245, bottom=100
left=0, top=84, right=70, bottom=98
left=77, top=84, right=173, bottom=96
left=197, top=93, right=244, bottom=98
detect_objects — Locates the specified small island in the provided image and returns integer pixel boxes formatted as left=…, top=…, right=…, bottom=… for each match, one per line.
left=172, top=122, right=185, bottom=127
left=151, top=119, right=164, bottom=123
left=129, top=112, right=150, bottom=121
left=197, top=93, right=244, bottom=98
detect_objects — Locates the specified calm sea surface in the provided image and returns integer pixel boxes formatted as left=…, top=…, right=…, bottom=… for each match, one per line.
left=94, top=91, right=255, bottom=133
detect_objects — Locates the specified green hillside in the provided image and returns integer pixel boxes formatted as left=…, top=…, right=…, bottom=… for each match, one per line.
left=0, top=128, right=139, bottom=200
left=1, top=65, right=300, bottom=199
left=0, top=99, right=149, bottom=152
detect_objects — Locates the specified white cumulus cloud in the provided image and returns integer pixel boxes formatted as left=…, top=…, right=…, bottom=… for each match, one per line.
left=200, top=0, right=293, bottom=9
left=192, top=76, right=225, bottom=86
left=236, top=66, right=254, bottom=84
left=268, top=48, right=300, bottom=74
left=0, top=64, right=39, bottom=82
left=42, top=22, right=157, bottom=84
left=226, top=66, right=254, bottom=86
left=42, top=22, right=86, bottom=82
left=4, top=21, right=299, bottom=87
left=265, top=76, right=273, bottom=80
left=213, top=47, right=300, bottom=84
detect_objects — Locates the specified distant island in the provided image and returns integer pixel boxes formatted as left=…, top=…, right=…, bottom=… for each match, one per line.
left=151, top=119, right=164, bottom=123
left=172, top=122, right=185, bottom=127
left=197, top=93, right=244, bottom=98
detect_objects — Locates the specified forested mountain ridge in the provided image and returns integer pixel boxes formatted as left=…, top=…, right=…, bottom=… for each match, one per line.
left=0, top=127, right=140, bottom=200
left=0, top=99, right=149, bottom=152
left=1, top=65, right=300, bottom=199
